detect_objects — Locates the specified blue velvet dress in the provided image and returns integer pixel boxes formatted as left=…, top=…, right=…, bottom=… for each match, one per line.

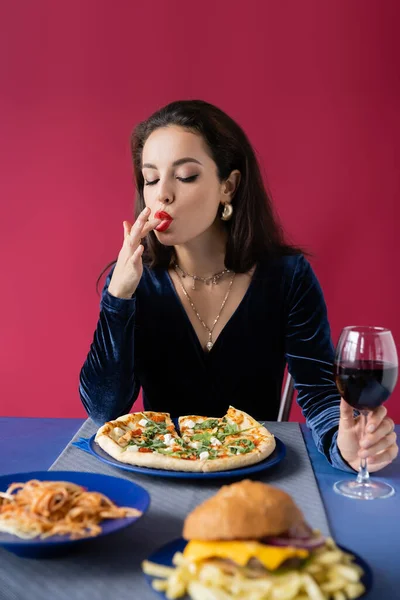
left=79, top=254, right=352, bottom=472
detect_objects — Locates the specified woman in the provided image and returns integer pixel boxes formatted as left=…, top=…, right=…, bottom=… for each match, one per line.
left=80, top=100, right=397, bottom=473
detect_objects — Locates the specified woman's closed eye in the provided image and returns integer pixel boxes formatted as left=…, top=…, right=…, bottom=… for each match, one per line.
left=176, top=174, right=199, bottom=183
left=144, top=174, right=199, bottom=186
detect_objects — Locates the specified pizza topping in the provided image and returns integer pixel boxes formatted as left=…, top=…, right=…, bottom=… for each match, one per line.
left=138, top=447, right=153, bottom=453
left=150, top=438, right=169, bottom=449
left=125, top=436, right=168, bottom=452
left=139, top=418, right=148, bottom=427
left=193, top=419, right=219, bottom=431
left=151, top=414, right=166, bottom=423
left=163, top=434, right=174, bottom=445
left=215, top=423, right=256, bottom=441
left=192, top=432, right=212, bottom=444
left=182, top=422, right=260, bottom=460
left=142, top=420, right=169, bottom=440
left=218, top=423, right=239, bottom=438
left=173, top=438, right=186, bottom=448
left=184, top=419, right=195, bottom=429
left=228, top=439, right=256, bottom=455
left=117, top=431, right=137, bottom=446
left=210, top=437, right=222, bottom=447
left=128, top=445, right=139, bottom=453
left=196, top=446, right=219, bottom=459
left=199, top=451, right=209, bottom=460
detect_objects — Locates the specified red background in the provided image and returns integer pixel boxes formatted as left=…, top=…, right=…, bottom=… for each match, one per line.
left=1, top=1, right=399, bottom=421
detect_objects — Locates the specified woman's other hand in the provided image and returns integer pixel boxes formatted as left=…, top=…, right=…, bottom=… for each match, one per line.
left=108, top=207, right=160, bottom=299
left=337, top=399, right=398, bottom=472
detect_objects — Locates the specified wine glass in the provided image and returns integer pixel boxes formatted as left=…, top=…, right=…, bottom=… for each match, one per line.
left=334, top=326, right=398, bottom=500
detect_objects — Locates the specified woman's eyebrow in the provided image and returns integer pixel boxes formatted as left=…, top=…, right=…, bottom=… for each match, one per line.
left=142, top=157, right=203, bottom=169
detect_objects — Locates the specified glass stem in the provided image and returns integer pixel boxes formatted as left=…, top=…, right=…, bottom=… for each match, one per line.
left=356, top=411, right=370, bottom=485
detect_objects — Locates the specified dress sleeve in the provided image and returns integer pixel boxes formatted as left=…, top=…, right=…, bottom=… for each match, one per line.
left=285, top=255, right=354, bottom=472
left=79, top=269, right=141, bottom=424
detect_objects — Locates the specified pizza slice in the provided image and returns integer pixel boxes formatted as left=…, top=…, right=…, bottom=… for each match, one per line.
left=95, top=411, right=182, bottom=454
left=178, top=407, right=276, bottom=471
left=95, top=411, right=203, bottom=471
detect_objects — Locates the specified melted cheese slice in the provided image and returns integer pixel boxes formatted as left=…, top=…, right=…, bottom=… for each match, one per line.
left=184, top=540, right=309, bottom=571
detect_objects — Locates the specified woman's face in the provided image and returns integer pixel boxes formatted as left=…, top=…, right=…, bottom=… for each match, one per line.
left=141, top=126, right=233, bottom=246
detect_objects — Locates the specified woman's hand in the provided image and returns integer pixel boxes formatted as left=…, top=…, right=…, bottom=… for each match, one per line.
left=107, top=207, right=160, bottom=299
left=337, top=399, right=398, bottom=472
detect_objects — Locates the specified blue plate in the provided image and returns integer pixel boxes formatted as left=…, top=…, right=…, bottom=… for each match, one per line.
left=144, top=538, right=373, bottom=599
left=73, top=435, right=286, bottom=479
left=0, top=471, right=150, bottom=558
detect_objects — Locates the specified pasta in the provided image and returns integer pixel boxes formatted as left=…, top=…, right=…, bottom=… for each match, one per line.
left=0, top=479, right=141, bottom=540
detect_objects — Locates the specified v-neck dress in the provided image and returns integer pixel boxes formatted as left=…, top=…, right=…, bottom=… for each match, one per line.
left=79, top=254, right=352, bottom=472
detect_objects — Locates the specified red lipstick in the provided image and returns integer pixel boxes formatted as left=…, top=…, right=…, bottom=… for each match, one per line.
left=154, top=211, right=173, bottom=232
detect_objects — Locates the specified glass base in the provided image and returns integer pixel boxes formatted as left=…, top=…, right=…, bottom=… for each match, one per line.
left=334, top=479, right=395, bottom=500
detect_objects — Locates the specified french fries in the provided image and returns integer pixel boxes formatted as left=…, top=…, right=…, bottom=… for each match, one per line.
left=142, top=539, right=366, bottom=600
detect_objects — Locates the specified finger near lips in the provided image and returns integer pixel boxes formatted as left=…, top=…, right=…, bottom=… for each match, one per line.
left=129, top=207, right=150, bottom=233
left=129, top=211, right=160, bottom=243
left=140, top=206, right=151, bottom=217
left=141, top=218, right=162, bottom=237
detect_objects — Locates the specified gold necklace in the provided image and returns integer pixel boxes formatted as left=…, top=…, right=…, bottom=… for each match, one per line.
left=173, top=262, right=231, bottom=290
left=174, top=265, right=236, bottom=352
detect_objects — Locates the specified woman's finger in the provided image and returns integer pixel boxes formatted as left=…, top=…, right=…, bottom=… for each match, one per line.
left=141, top=217, right=162, bottom=238
left=130, top=243, right=144, bottom=264
left=129, top=207, right=151, bottom=243
left=359, top=431, right=397, bottom=458
left=127, top=218, right=160, bottom=253
left=339, top=398, right=355, bottom=431
left=361, top=417, right=395, bottom=449
left=123, top=221, right=133, bottom=239
left=367, top=457, right=394, bottom=473
left=367, top=442, right=399, bottom=467
left=365, top=405, right=387, bottom=433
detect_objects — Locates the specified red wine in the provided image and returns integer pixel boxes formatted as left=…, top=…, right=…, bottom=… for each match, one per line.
left=335, top=361, right=398, bottom=411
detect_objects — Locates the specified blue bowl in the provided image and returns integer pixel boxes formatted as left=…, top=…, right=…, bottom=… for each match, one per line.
left=0, top=470, right=150, bottom=558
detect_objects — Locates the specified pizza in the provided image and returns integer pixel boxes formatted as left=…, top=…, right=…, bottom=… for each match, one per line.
left=94, top=406, right=276, bottom=473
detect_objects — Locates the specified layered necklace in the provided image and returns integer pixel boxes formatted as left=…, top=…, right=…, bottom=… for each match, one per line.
left=173, top=262, right=232, bottom=290
left=173, top=263, right=235, bottom=352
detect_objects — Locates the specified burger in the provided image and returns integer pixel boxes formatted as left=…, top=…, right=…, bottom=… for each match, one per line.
left=182, top=479, right=325, bottom=577
left=143, top=480, right=366, bottom=599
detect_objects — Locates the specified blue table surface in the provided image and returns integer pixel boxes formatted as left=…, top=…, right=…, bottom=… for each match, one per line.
left=1, top=417, right=399, bottom=598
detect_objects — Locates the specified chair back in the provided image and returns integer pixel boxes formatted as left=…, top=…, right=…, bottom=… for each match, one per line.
left=277, top=371, right=295, bottom=422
